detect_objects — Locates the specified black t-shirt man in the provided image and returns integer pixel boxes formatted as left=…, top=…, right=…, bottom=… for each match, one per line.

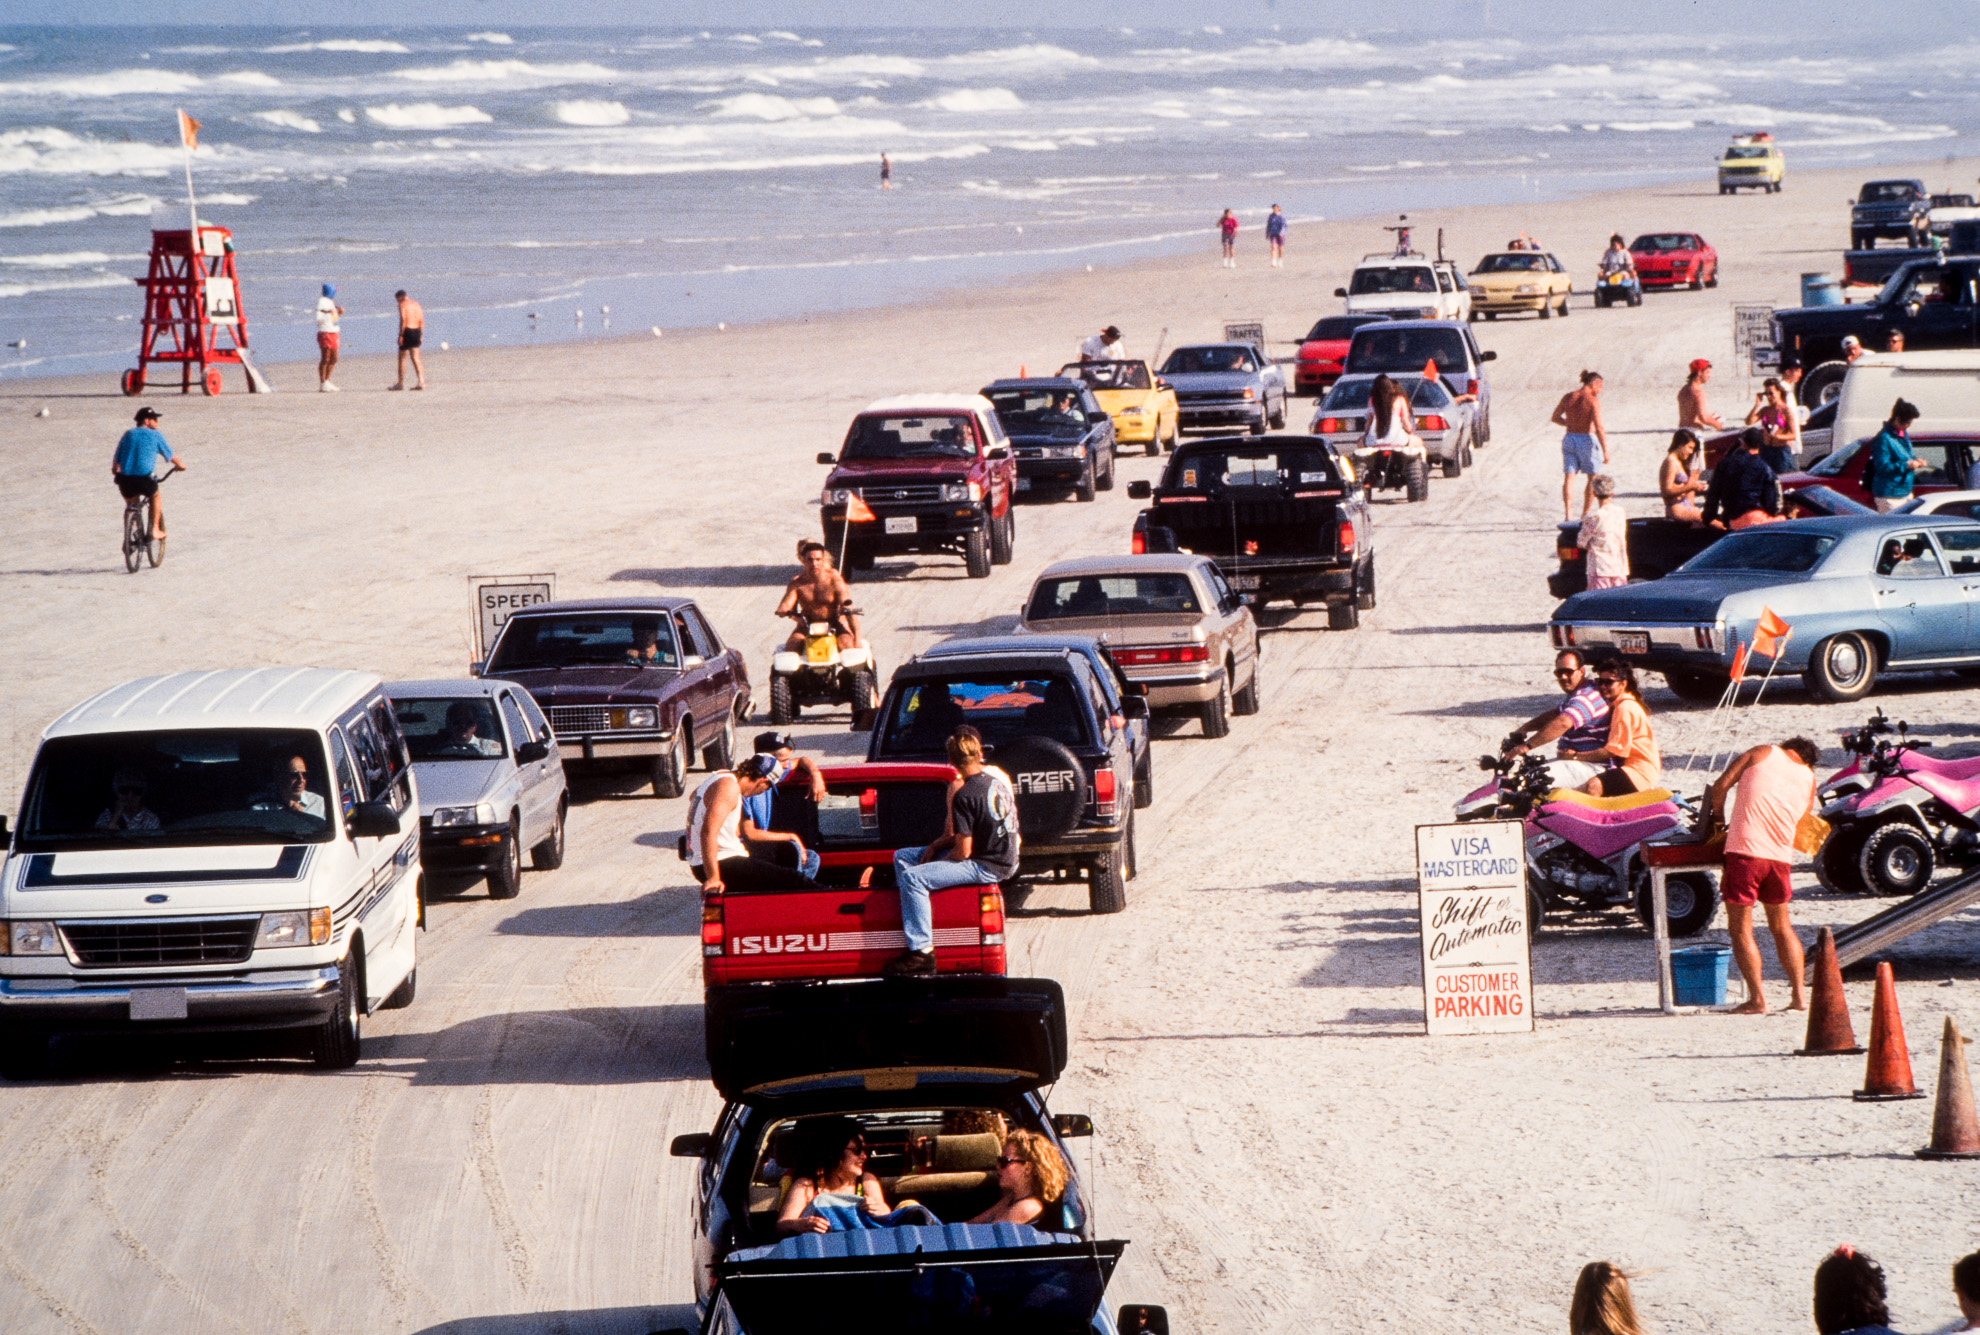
left=951, top=767, right=1021, bottom=881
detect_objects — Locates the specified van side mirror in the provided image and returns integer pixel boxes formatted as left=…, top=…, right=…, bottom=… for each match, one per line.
left=469, top=660, right=485, bottom=677
left=1052, top=1112, right=1095, bottom=1137
left=347, top=802, right=401, bottom=839
left=987, top=445, right=1010, bottom=460
left=1119, top=696, right=1148, bottom=721
left=816, top=452, right=836, bottom=465
left=671, top=1133, right=712, bottom=1158
left=1118, top=1305, right=1170, bottom=1335
left=1333, top=287, right=1347, bottom=298
left=1126, top=480, right=1152, bottom=499
left=516, top=740, right=549, bottom=764
left=1479, top=350, right=1497, bottom=362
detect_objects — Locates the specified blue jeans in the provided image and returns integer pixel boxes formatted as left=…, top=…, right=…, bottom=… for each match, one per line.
left=893, top=846, right=998, bottom=953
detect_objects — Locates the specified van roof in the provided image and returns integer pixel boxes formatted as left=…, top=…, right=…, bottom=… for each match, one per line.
left=45, top=668, right=384, bottom=739
left=1849, top=351, right=1980, bottom=373
left=860, top=394, right=994, bottom=416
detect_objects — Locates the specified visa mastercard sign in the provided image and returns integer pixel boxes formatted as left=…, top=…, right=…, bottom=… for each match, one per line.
left=1414, top=821, right=1532, bottom=1036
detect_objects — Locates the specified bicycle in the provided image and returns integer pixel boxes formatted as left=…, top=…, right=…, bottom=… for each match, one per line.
left=121, top=463, right=181, bottom=573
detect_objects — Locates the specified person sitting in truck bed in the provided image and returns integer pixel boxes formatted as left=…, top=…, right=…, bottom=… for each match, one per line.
left=776, top=1117, right=940, bottom=1235
left=966, top=1130, right=1070, bottom=1228
left=740, top=730, right=828, bottom=879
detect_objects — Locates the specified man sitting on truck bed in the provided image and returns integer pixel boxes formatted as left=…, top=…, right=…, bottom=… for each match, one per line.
left=740, top=730, right=828, bottom=879
left=884, top=726, right=1019, bottom=977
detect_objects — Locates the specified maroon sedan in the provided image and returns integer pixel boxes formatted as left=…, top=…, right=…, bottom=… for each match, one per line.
left=1629, top=232, right=1719, bottom=290
left=1778, top=432, right=1978, bottom=507
left=1293, top=313, right=1391, bottom=395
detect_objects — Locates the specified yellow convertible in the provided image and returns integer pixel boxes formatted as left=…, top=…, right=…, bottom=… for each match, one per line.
left=1467, top=251, right=1573, bottom=320
left=1058, top=359, right=1180, bottom=454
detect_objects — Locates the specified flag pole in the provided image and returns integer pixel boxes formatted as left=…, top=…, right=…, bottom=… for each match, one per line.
left=1746, top=627, right=1793, bottom=711
left=177, top=109, right=199, bottom=244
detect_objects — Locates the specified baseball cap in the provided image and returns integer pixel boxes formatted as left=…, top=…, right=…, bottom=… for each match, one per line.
left=134, top=406, right=160, bottom=423
left=322, top=282, right=336, bottom=298
left=753, top=730, right=793, bottom=754
left=1841, top=335, right=1861, bottom=349
left=1103, top=325, right=1121, bottom=338
left=739, top=754, right=780, bottom=781
left=1688, top=358, right=1712, bottom=373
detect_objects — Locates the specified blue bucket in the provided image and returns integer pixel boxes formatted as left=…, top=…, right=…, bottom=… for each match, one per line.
left=1672, top=945, right=1733, bottom=1006
left=1801, top=273, right=1843, bottom=307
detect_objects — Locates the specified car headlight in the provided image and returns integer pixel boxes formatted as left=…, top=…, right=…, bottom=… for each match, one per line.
left=1242, top=388, right=1256, bottom=400
left=256, top=908, right=332, bottom=948
left=619, top=706, right=658, bottom=729
left=3, top=921, right=61, bottom=956
left=940, top=482, right=970, bottom=502
left=430, top=803, right=497, bottom=828
left=1119, top=405, right=1144, bottom=415
left=1516, top=284, right=1539, bottom=293
left=1044, top=445, right=1083, bottom=459
left=823, top=487, right=851, bottom=506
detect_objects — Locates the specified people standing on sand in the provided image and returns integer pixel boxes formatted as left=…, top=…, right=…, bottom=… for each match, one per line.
left=1865, top=399, right=1926, bottom=513
left=1778, top=363, right=1808, bottom=423
left=1678, top=359, right=1723, bottom=432
left=1218, top=209, right=1238, bottom=267
left=1660, top=430, right=1708, bottom=521
left=1266, top=205, right=1286, bottom=267
left=391, top=289, right=426, bottom=391
left=1702, top=427, right=1784, bottom=529
left=314, top=283, right=343, bottom=392
left=1561, top=658, right=1659, bottom=799
left=1079, top=325, right=1124, bottom=362
left=1745, top=377, right=1802, bottom=473
left=1569, top=1262, right=1645, bottom=1335
left=1706, top=737, right=1817, bottom=1016
left=1551, top=369, right=1610, bottom=520
left=1814, top=1246, right=1902, bottom=1335
left=1578, top=476, right=1629, bottom=590
left=1949, top=1250, right=1980, bottom=1331
left=880, top=152, right=892, bottom=191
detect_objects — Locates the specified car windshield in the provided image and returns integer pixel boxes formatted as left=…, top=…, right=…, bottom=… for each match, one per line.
left=1061, top=360, right=1152, bottom=390
left=1165, top=444, right=1339, bottom=491
left=1807, top=437, right=1867, bottom=478
left=1322, top=376, right=1454, bottom=410
left=1630, top=234, right=1696, bottom=253
left=1349, top=265, right=1438, bottom=294
left=1473, top=253, right=1549, bottom=273
left=488, top=613, right=681, bottom=671
left=1861, top=182, right=1921, bottom=203
left=1027, top=573, right=1201, bottom=619
left=841, top=414, right=977, bottom=461
left=882, top=675, right=1089, bottom=750
left=1304, top=316, right=1385, bottom=341
left=18, top=728, right=336, bottom=851
left=1725, top=145, right=1771, bottom=160
left=1160, top=346, right=1256, bottom=374
left=1344, top=327, right=1469, bottom=375
left=986, top=388, right=1087, bottom=429
left=1676, top=531, right=1838, bottom=574
left=394, top=696, right=507, bottom=761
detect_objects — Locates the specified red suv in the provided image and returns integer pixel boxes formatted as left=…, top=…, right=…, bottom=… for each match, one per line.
left=818, top=395, right=1018, bottom=579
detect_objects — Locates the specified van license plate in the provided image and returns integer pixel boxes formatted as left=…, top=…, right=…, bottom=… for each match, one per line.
left=1232, top=575, right=1260, bottom=590
left=1616, top=631, right=1650, bottom=655
left=884, top=516, right=917, bottom=534
left=130, top=987, right=188, bottom=1021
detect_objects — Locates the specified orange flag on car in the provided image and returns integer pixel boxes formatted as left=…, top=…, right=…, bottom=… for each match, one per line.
left=1752, top=607, right=1791, bottom=658
left=1423, top=358, right=1439, bottom=380
left=845, top=493, right=877, bottom=523
left=177, top=109, right=201, bottom=150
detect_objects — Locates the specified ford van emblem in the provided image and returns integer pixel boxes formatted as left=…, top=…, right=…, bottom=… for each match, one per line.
left=145, top=894, right=168, bottom=904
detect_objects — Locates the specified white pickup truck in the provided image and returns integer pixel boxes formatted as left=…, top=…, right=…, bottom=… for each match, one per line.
left=1334, top=253, right=1471, bottom=323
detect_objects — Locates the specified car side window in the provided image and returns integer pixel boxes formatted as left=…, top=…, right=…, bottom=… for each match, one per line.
left=1876, top=533, right=1946, bottom=579
left=327, top=728, right=360, bottom=821
left=1913, top=444, right=1953, bottom=486
left=1935, top=528, right=1980, bottom=575
left=1202, top=564, right=1236, bottom=611
left=680, top=608, right=719, bottom=659
left=514, top=689, right=553, bottom=742
left=498, top=693, right=531, bottom=751
left=1435, top=268, right=1453, bottom=292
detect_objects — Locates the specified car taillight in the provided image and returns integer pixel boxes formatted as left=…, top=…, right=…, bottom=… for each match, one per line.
left=1338, top=520, right=1356, bottom=552
left=859, top=787, right=878, bottom=832
left=980, top=890, right=1005, bottom=944
left=1093, top=766, right=1118, bottom=820
left=1419, top=415, right=1448, bottom=431
left=1318, top=417, right=1342, bottom=432
left=1132, top=531, right=1147, bottom=555
left=1115, top=644, right=1210, bottom=666
left=701, top=895, right=724, bottom=957
left=1557, top=545, right=1579, bottom=562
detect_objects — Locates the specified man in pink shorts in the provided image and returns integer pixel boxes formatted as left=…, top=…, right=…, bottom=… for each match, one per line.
left=1706, top=737, right=1819, bottom=1014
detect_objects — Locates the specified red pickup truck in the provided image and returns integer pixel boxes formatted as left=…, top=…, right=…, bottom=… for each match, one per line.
left=700, top=763, right=1007, bottom=987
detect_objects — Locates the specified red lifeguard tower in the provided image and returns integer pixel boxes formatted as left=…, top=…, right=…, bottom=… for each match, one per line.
left=122, top=224, right=261, bottom=396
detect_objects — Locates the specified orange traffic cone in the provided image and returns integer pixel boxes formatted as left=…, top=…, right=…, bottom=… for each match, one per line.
left=1795, top=927, right=1864, bottom=1056
left=1853, top=962, right=1925, bottom=1101
left=1018, top=364, right=1027, bottom=378
left=1917, top=1016, right=1980, bottom=1160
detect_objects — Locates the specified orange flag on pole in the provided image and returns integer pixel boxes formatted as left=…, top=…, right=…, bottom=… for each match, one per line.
left=177, top=110, right=201, bottom=151
left=1728, top=642, right=1751, bottom=684
left=845, top=493, right=877, bottom=523
left=1752, top=607, right=1791, bottom=658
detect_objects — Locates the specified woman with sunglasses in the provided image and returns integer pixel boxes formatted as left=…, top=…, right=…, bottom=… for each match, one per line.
left=968, top=1130, right=1070, bottom=1228
left=1559, top=659, right=1662, bottom=799
left=775, top=1117, right=937, bottom=1235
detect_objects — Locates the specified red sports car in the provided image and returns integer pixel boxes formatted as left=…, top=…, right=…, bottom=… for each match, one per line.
left=1629, top=232, right=1719, bottom=290
left=1293, top=313, right=1392, bottom=395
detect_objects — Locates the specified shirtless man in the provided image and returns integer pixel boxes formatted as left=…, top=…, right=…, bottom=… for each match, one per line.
left=391, top=289, right=426, bottom=391
left=777, top=542, right=863, bottom=650
left=1550, top=369, right=1609, bottom=520
left=1678, top=358, right=1723, bottom=433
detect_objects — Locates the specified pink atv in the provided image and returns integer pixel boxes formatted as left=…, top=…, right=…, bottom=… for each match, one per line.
left=1815, top=713, right=1980, bottom=897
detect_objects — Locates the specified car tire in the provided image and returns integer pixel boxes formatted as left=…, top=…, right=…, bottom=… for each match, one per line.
left=1460, top=433, right=1474, bottom=469
left=1199, top=673, right=1232, bottom=739
left=1558, top=294, right=1571, bottom=317
left=1441, top=450, right=1462, bottom=479
left=1805, top=631, right=1878, bottom=703
left=964, top=526, right=992, bottom=578
left=1328, top=598, right=1360, bottom=631
left=1357, top=555, right=1377, bottom=611
left=1663, top=669, right=1727, bottom=705
left=701, top=712, right=734, bottom=771
left=1689, top=272, right=1704, bottom=291
left=0, top=1033, right=50, bottom=1081
left=487, top=816, right=523, bottom=899
left=1146, top=420, right=1162, bottom=457
left=1484, top=311, right=1498, bottom=321
left=1705, top=267, right=1718, bottom=288
left=990, top=507, right=1014, bottom=565
left=1075, top=458, right=1096, bottom=503
left=381, top=966, right=417, bottom=1011
left=1802, top=360, right=1848, bottom=409
left=1231, top=656, right=1260, bottom=716
left=530, top=796, right=568, bottom=870
left=1633, top=866, right=1718, bottom=938
left=1404, top=457, right=1429, bottom=503
left=849, top=668, right=876, bottom=730
left=1859, top=821, right=1935, bottom=897
left=1628, top=288, right=1642, bottom=307
left=1133, top=753, right=1153, bottom=809
left=1467, top=309, right=1478, bottom=322
left=1851, top=232, right=1868, bottom=251
left=847, top=546, right=876, bottom=572
left=650, top=729, right=688, bottom=798
left=1269, top=398, right=1287, bottom=430
left=1249, top=415, right=1268, bottom=437
left=768, top=676, right=796, bottom=726
left=1539, top=301, right=1552, bottom=320
left=1815, top=826, right=1869, bottom=895
left=310, top=955, right=362, bottom=1070
left=1088, top=841, right=1128, bottom=915
left=1097, top=449, right=1116, bottom=492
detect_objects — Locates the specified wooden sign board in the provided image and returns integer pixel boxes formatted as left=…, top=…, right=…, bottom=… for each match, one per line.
left=1414, top=821, right=1533, bottom=1035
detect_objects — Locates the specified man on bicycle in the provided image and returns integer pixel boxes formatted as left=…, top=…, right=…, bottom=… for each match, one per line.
left=112, top=407, right=186, bottom=540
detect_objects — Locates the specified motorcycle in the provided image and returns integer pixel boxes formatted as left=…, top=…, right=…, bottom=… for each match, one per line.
left=1460, top=752, right=1718, bottom=937
left=1814, top=718, right=1980, bottom=897
left=769, top=613, right=880, bottom=730
left=1593, top=269, right=1641, bottom=308
left=1352, top=436, right=1429, bottom=505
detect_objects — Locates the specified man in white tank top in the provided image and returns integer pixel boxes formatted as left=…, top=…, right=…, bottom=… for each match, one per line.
left=688, top=755, right=820, bottom=895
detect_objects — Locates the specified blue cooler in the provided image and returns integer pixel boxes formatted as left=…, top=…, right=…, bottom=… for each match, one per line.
left=1672, top=945, right=1733, bottom=1006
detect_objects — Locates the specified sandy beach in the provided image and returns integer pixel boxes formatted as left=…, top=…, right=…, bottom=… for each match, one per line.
left=0, top=155, right=1976, bottom=1335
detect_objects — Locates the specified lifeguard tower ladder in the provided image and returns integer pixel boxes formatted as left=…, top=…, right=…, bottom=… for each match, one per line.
left=122, top=224, right=259, bottom=396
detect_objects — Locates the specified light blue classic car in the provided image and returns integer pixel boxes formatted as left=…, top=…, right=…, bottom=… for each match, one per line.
left=1548, top=514, right=1980, bottom=703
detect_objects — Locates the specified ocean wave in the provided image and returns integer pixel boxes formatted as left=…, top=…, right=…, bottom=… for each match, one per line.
left=0, top=128, right=185, bottom=176
left=1006, top=139, right=1058, bottom=151
left=394, top=59, right=617, bottom=86
left=365, top=103, right=494, bottom=129
left=550, top=99, right=631, bottom=127
left=0, top=69, right=203, bottom=98
left=217, top=71, right=282, bottom=88
left=763, top=31, right=822, bottom=46
left=254, top=109, right=322, bottom=133
left=0, top=250, right=142, bottom=268
left=265, top=39, right=411, bottom=54
left=928, top=88, right=1023, bottom=113
left=0, top=204, right=97, bottom=227
left=466, top=33, right=514, bottom=45
left=706, top=93, right=842, bottom=120
left=935, top=44, right=1099, bottom=75
left=201, top=192, right=258, bottom=205
left=0, top=273, right=130, bottom=300
left=564, top=143, right=989, bottom=176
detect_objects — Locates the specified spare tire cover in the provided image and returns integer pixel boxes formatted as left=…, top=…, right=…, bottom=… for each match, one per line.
left=990, top=736, right=1086, bottom=841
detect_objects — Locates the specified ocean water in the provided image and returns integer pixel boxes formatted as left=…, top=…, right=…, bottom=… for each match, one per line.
left=0, top=24, right=1976, bottom=382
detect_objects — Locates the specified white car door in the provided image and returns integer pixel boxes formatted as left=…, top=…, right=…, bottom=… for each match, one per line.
left=498, top=689, right=550, bottom=846
left=345, top=705, right=417, bottom=1009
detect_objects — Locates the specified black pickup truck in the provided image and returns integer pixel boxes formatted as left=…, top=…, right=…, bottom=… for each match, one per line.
left=1851, top=179, right=1930, bottom=250
left=1774, top=253, right=1980, bottom=405
left=1841, top=220, right=1980, bottom=288
left=1125, top=434, right=1374, bottom=629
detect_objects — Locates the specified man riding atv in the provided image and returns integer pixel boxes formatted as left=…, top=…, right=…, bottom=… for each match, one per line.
left=778, top=542, right=864, bottom=651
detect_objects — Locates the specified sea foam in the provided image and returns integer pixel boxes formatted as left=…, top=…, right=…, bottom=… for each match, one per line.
left=365, top=103, right=494, bottom=129
left=551, top=100, right=631, bottom=127
left=254, top=109, right=322, bottom=133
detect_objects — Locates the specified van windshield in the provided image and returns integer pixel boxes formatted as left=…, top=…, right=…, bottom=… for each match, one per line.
left=1349, top=266, right=1437, bottom=294
left=18, top=729, right=336, bottom=851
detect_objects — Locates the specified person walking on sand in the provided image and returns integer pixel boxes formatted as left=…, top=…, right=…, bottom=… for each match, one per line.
left=1218, top=209, right=1238, bottom=268
left=1578, top=476, right=1629, bottom=590
left=1569, top=1262, right=1645, bottom=1335
left=879, top=152, right=892, bottom=190
left=1551, top=369, right=1609, bottom=519
left=1706, top=737, right=1818, bottom=1015
left=1266, top=205, right=1286, bottom=267
left=314, top=283, right=343, bottom=392
left=1678, top=359, right=1723, bottom=432
left=391, top=289, right=425, bottom=391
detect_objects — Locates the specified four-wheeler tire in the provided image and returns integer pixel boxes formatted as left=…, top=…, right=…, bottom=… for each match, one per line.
left=849, top=668, right=876, bottom=729
left=1404, top=457, right=1429, bottom=503
left=381, top=966, right=417, bottom=1010
left=768, top=676, right=796, bottom=725
left=1075, top=458, right=1096, bottom=503
left=1804, top=631, right=1878, bottom=703
left=1527, top=883, right=1548, bottom=936
left=1595, top=290, right=1609, bottom=309
left=1859, top=821, right=1935, bottom=897
left=1814, top=825, right=1868, bottom=895
left=311, top=955, right=362, bottom=1069
left=530, top=797, right=568, bottom=870
left=701, top=712, right=734, bottom=771
left=120, top=368, right=144, bottom=396
left=1635, top=867, right=1718, bottom=938
left=487, top=817, right=523, bottom=899
left=1801, top=360, right=1848, bottom=408
left=1133, top=753, right=1153, bottom=809
left=1328, top=598, right=1359, bottom=631
left=1628, top=288, right=1642, bottom=307
left=1664, top=670, right=1728, bottom=705
left=995, top=736, right=1086, bottom=840
left=1199, top=672, right=1232, bottom=739
left=1088, top=839, right=1128, bottom=915
left=650, top=728, right=688, bottom=798
left=964, top=526, right=992, bottom=578
left=1231, top=656, right=1260, bottom=716
left=1357, top=555, right=1377, bottom=611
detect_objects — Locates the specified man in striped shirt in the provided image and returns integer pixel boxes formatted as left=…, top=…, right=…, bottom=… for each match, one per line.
left=1505, top=649, right=1611, bottom=790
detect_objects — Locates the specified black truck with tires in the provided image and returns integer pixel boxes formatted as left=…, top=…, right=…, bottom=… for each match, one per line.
left=1774, top=254, right=1980, bottom=407
left=865, top=646, right=1144, bottom=914
left=1126, top=434, right=1375, bottom=628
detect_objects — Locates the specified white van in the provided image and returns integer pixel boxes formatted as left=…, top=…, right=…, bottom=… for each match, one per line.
left=1333, top=254, right=1471, bottom=322
left=1836, top=352, right=1980, bottom=453
left=0, top=669, right=421, bottom=1076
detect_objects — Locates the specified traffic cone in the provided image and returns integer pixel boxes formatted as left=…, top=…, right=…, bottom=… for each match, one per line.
left=1018, top=364, right=1026, bottom=377
left=1853, top=962, right=1925, bottom=1101
left=1795, top=927, right=1864, bottom=1056
left=1916, top=1016, right=1980, bottom=1160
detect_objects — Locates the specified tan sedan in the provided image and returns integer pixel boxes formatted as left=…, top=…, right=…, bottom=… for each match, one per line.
left=1016, top=553, right=1260, bottom=738
left=1467, top=250, right=1573, bottom=319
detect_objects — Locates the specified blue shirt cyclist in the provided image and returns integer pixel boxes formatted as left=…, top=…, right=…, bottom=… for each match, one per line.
left=112, top=406, right=188, bottom=540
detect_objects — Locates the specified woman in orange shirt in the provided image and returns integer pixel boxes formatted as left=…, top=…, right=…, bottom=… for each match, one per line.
left=1560, top=659, right=1661, bottom=797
